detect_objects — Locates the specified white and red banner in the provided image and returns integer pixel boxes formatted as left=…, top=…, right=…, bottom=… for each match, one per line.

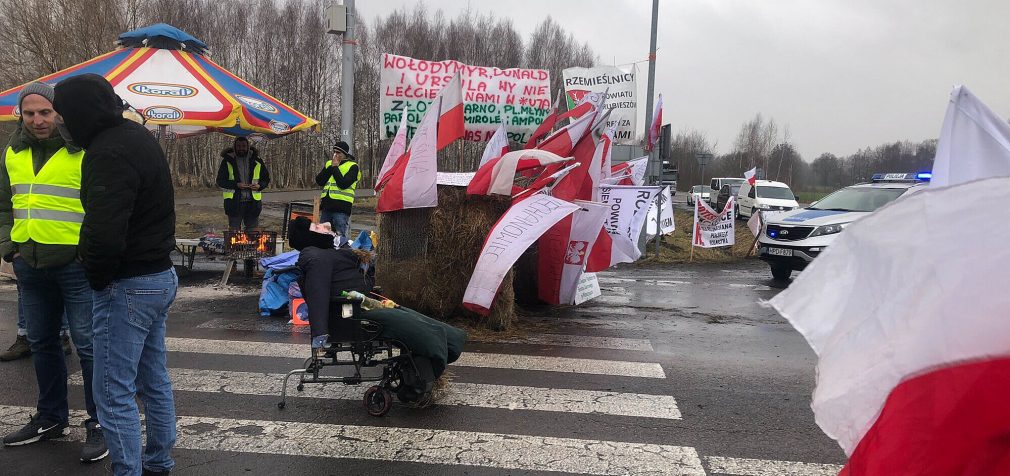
left=539, top=200, right=609, bottom=305
left=744, top=166, right=757, bottom=185
left=463, top=194, right=579, bottom=315
left=931, top=85, right=1010, bottom=187
left=605, top=156, right=648, bottom=186
left=376, top=95, right=440, bottom=212
left=467, top=150, right=569, bottom=197
left=645, top=186, right=675, bottom=240
left=436, top=72, right=465, bottom=149
left=524, top=91, right=561, bottom=149
left=381, top=54, right=551, bottom=144
left=646, top=93, right=662, bottom=151
left=692, top=197, right=735, bottom=248
left=585, top=185, right=662, bottom=271
left=769, top=176, right=1010, bottom=474
left=561, top=66, right=637, bottom=144
left=376, top=112, right=408, bottom=188
left=478, top=121, right=510, bottom=168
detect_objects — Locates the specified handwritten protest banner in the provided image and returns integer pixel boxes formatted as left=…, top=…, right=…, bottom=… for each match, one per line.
left=562, top=66, right=638, bottom=144
left=380, top=54, right=552, bottom=144
left=693, top=197, right=736, bottom=248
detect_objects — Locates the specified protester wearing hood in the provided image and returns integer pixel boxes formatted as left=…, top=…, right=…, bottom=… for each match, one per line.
left=216, top=136, right=270, bottom=231
left=53, top=73, right=177, bottom=476
left=315, top=140, right=360, bottom=245
left=0, top=81, right=108, bottom=464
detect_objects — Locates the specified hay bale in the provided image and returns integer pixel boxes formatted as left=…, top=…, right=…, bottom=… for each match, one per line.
left=376, top=186, right=515, bottom=330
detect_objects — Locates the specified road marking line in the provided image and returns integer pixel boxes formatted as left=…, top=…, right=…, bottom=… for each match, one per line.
left=165, top=337, right=667, bottom=378
left=577, top=306, right=639, bottom=316
left=70, top=368, right=680, bottom=419
left=705, top=456, right=843, bottom=475
left=196, top=318, right=654, bottom=351
left=0, top=405, right=704, bottom=475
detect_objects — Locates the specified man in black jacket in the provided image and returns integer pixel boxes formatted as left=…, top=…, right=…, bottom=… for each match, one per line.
left=216, top=137, right=269, bottom=231
left=54, top=74, right=178, bottom=476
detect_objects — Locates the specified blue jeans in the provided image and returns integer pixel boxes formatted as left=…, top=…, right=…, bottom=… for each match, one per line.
left=92, top=268, right=178, bottom=476
left=320, top=209, right=350, bottom=246
left=12, top=258, right=97, bottom=423
left=15, top=281, right=69, bottom=335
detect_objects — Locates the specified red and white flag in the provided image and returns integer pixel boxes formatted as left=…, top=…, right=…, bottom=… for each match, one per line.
left=535, top=107, right=597, bottom=159
left=436, top=72, right=465, bottom=150
left=604, top=156, right=649, bottom=186
left=376, top=113, right=408, bottom=188
left=466, top=150, right=570, bottom=197
left=479, top=121, right=510, bottom=168
left=744, top=167, right=757, bottom=185
left=558, top=88, right=607, bottom=122
left=523, top=91, right=561, bottom=150
left=692, top=197, right=735, bottom=248
left=769, top=177, right=1010, bottom=475
left=931, top=85, right=1010, bottom=187
left=646, top=93, right=663, bottom=151
left=376, top=96, right=440, bottom=212
left=463, top=193, right=579, bottom=316
left=557, top=201, right=609, bottom=305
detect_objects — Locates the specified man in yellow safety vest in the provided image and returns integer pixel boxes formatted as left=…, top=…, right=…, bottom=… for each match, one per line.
left=0, top=81, right=107, bottom=462
left=314, top=140, right=360, bottom=245
left=216, top=136, right=270, bottom=231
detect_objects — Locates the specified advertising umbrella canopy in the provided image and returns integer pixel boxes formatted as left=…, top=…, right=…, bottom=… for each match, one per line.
left=0, top=23, right=319, bottom=139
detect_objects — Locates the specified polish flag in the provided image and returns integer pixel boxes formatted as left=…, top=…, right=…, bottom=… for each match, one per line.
left=744, top=167, right=757, bottom=185
left=646, top=93, right=663, bottom=152
left=558, top=88, right=607, bottom=122
left=535, top=108, right=597, bottom=159
left=769, top=86, right=1010, bottom=474
left=604, top=157, right=649, bottom=186
left=436, top=72, right=465, bottom=150
left=376, top=113, right=408, bottom=189
left=376, top=96, right=440, bottom=212
left=479, top=121, right=510, bottom=168
left=466, top=150, right=570, bottom=197
left=523, top=91, right=561, bottom=150
left=555, top=201, right=609, bottom=305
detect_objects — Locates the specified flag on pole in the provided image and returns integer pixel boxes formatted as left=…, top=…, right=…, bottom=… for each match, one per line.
left=376, top=112, right=408, bottom=189
left=930, top=85, right=1010, bottom=187
left=558, top=200, right=609, bottom=305
left=744, top=167, right=757, bottom=185
left=436, top=72, right=465, bottom=150
left=376, top=96, right=440, bottom=212
left=523, top=91, right=561, bottom=149
left=768, top=176, right=1010, bottom=475
left=479, top=120, right=510, bottom=168
left=604, top=156, right=649, bottom=186
left=646, top=93, right=663, bottom=152
left=463, top=193, right=580, bottom=316
left=466, top=150, right=570, bottom=197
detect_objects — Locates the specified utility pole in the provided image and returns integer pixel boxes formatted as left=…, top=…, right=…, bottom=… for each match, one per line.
left=340, top=0, right=356, bottom=153
left=646, top=0, right=660, bottom=259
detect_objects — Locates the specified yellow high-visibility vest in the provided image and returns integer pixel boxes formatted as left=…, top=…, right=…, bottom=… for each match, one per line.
left=321, top=160, right=360, bottom=204
left=5, top=146, right=85, bottom=245
left=223, top=160, right=262, bottom=201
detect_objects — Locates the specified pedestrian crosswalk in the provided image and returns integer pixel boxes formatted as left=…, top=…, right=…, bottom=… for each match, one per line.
left=2, top=291, right=844, bottom=475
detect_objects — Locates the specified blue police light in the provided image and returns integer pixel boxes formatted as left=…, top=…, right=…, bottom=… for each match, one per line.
left=769, top=230, right=778, bottom=238
left=916, top=172, right=932, bottom=181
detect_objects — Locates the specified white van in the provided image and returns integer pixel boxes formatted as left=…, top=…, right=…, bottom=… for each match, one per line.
left=707, top=177, right=745, bottom=206
left=736, top=180, right=799, bottom=219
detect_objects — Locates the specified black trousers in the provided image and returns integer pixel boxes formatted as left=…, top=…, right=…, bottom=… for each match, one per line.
left=226, top=200, right=262, bottom=231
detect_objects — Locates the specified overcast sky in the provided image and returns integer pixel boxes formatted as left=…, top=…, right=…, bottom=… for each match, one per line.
left=356, top=0, right=1010, bottom=160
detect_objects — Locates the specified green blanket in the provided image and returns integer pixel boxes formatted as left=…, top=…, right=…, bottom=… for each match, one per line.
left=357, top=307, right=466, bottom=378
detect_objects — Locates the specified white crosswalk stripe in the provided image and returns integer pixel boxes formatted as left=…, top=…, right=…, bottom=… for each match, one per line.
left=705, top=456, right=843, bottom=475
left=165, top=337, right=667, bottom=378
left=69, top=367, right=682, bottom=419
left=196, top=317, right=655, bottom=351
left=0, top=405, right=706, bottom=475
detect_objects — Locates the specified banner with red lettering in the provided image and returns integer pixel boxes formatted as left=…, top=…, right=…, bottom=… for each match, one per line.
left=380, top=54, right=552, bottom=145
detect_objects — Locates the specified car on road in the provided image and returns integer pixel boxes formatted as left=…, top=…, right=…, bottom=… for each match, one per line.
left=715, top=183, right=742, bottom=213
left=757, top=173, right=930, bottom=280
left=707, top=177, right=745, bottom=207
left=736, top=180, right=799, bottom=219
left=687, top=185, right=709, bottom=206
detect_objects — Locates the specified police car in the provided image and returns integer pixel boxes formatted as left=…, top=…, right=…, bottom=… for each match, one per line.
left=758, top=173, right=930, bottom=280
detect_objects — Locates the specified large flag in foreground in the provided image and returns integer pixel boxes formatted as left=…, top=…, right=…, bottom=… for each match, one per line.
left=376, top=95, right=440, bottom=212
left=931, top=85, right=1010, bottom=187
left=769, top=177, right=1010, bottom=474
left=376, top=113, right=408, bottom=188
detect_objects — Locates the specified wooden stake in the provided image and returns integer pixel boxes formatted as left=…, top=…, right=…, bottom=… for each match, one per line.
left=689, top=243, right=695, bottom=262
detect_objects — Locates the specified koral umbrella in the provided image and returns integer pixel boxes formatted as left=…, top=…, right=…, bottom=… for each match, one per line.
left=0, top=23, right=319, bottom=140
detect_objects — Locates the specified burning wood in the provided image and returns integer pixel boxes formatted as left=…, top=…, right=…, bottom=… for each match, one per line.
left=224, top=230, right=278, bottom=259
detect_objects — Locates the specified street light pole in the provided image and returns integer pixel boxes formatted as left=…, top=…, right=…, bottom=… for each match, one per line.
left=644, top=0, right=659, bottom=183
left=340, top=0, right=355, bottom=153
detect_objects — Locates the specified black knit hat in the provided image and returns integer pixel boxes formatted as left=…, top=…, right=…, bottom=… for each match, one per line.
left=332, top=140, right=354, bottom=159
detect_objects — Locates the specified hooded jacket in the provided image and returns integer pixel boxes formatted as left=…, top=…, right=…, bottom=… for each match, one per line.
left=0, top=124, right=83, bottom=268
left=215, top=145, right=270, bottom=215
left=53, top=74, right=175, bottom=290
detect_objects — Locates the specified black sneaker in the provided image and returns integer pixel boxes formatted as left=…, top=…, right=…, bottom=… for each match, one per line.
left=81, top=420, right=108, bottom=462
left=1, top=414, right=68, bottom=446
left=62, top=334, right=73, bottom=356
left=142, top=468, right=171, bottom=476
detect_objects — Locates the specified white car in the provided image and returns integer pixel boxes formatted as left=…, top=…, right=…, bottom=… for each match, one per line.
left=736, top=180, right=799, bottom=219
left=757, top=173, right=930, bottom=281
left=687, top=185, right=709, bottom=206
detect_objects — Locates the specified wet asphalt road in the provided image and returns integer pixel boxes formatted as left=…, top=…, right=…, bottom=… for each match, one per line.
left=0, top=259, right=845, bottom=475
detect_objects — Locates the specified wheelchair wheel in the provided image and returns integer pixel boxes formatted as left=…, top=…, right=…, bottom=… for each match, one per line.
left=364, top=386, right=392, bottom=417
left=385, top=367, right=403, bottom=393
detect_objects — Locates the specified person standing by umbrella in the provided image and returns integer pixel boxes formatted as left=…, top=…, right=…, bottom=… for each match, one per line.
left=0, top=82, right=107, bottom=463
left=216, top=136, right=270, bottom=231
left=53, top=73, right=178, bottom=476
left=315, top=140, right=360, bottom=245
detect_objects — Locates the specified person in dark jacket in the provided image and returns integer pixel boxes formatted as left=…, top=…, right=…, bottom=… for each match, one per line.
left=315, top=140, right=359, bottom=245
left=216, top=137, right=269, bottom=231
left=53, top=73, right=178, bottom=476
left=288, top=217, right=371, bottom=350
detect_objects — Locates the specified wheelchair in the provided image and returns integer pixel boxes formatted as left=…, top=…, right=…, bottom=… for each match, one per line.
left=276, top=295, right=424, bottom=417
